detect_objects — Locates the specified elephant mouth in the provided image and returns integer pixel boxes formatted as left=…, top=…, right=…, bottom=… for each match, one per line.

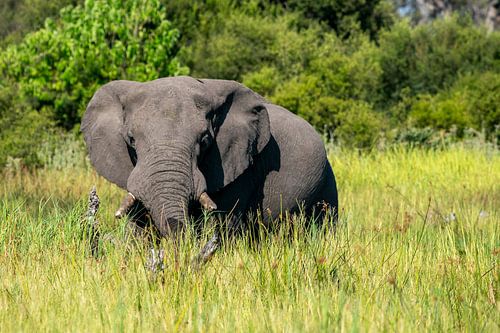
left=115, top=191, right=216, bottom=220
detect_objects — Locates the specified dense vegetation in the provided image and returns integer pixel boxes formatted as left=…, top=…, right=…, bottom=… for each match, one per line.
left=1, top=145, right=498, bottom=331
left=1, top=2, right=498, bottom=331
left=0, top=0, right=499, bottom=167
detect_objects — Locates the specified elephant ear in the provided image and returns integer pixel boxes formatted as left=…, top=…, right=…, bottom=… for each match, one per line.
left=81, top=82, right=136, bottom=189
left=199, top=80, right=271, bottom=192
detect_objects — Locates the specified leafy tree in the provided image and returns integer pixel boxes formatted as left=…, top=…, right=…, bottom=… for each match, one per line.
left=162, top=0, right=242, bottom=44
left=278, top=0, right=396, bottom=39
left=183, top=11, right=281, bottom=80
left=0, top=0, right=187, bottom=130
left=378, top=15, right=500, bottom=106
left=457, top=72, right=500, bottom=142
left=0, top=0, right=187, bottom=166
left=0, top=0, right=82, bottom=44
left=408, top=93, right=472, bottom=134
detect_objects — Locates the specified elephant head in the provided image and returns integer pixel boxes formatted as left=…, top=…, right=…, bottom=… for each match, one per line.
left=81, top=77, right=271, bottom=236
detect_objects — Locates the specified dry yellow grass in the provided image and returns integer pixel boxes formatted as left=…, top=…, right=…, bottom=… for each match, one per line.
left=1, top=145, right=498, bottom=332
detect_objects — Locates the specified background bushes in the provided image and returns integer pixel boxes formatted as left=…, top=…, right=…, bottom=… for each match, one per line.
left=0, top=0, right=81, bottom=45
left=0, top=0, right=499, bottom=167
left=0, top=0, right=186, bottom=167
left=378, top=17, right=499, bottom=104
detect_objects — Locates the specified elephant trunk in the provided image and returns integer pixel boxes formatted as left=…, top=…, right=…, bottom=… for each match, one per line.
left=136, top=144, right=194, bottom=237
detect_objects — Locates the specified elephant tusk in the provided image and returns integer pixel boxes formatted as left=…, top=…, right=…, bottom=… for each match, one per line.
left=199, top=192, right=217, bottom=211
left=115, top=192, right=136, bottom=219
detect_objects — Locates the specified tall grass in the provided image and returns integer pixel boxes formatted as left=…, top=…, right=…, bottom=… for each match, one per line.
left=0, top=146, right=498, bottom=332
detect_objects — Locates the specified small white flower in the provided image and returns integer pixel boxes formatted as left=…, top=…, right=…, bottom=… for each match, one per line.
left=479, top=210, right=489, bottom=219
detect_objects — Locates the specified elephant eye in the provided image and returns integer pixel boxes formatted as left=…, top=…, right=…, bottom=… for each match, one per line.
left=200, top=132, right=212, bottom=152
left=127, top=132, right=136, bottom=149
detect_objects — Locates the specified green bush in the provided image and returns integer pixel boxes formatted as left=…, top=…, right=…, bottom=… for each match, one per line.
left=36, top=133, right=88, bottom=170
left=451, top=72, right=500, bottom=142
left=240, top=28, right=381, bottom=148
left=184, top=12, right=296, bottom=81
left=242, top=66, right=281, bottom=97
left=272, top=75, right=329, bottom=128
left=0, top=104, right=55, bottom=168
left=0, top=0, right=187, bottom=130
left=378, top=16, right=500, bottom=105
left=285, top=0, right=395, bottom=39
left=409, top=93, right=472, bottom=134
left=405, top=72, right=499, bottom=143
left=334, top=100, right=384, bottom=149
left=0, top=0, right=187, bottom=167
left=0, top=0, right=82, bottom=45
left=272, top=80, right=384, bottom=149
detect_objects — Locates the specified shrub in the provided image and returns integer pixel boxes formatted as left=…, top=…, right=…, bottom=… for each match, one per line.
left=0, top=105, right=55, bottom=168
left=272, top=79, right=384, bottom=149
left=283, top=0, right=395, bottom=39
left=452, top=72, right=500, bottom=142
left=265, top=33, right=383, bottom=146
left=272, top=75, right=336, bottom=130
left=334, top=100, right=384, bottom=149
left=405, top=72, right=499, bottom=143
left=0, top=0, right=187, bottom=167
left=37, top=132, right=88, bottom=170
left=0, top=0, right=82, bottom=44
left=409, top=93, right=472, bottom=135
left=184, top=12, right=297, bottom=81
left=0, top=0, right=187, bottom=131
left=378, top=16, right=500, bottom=105
left=242, top=66, right=281, bottom=97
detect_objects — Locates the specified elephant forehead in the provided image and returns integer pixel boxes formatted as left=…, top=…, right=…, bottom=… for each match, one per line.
left=122, top=79, right=210, bottom=126
left=126, top=97, right=207, bottom=134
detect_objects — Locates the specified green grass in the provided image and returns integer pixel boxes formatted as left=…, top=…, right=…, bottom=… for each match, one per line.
left=1, top=146, right=498, bottom=332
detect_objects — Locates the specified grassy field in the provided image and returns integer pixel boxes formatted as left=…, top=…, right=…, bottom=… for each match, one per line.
left=0, top=146, right=498, bottom=332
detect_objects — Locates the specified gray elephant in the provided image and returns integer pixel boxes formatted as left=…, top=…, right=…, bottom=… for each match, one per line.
left=81, top=76, right=338, bottom=262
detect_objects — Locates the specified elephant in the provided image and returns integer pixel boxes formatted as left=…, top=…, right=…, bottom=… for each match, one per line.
left=81, top=76, right=338, bottom=263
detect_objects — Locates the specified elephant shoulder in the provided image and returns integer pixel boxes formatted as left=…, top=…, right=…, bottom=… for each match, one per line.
left=265, top=104, right=324, bottom=145
left=264, top=103, right=327, bottom=167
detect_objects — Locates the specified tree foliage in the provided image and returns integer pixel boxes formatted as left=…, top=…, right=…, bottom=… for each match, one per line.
left=0, top=0, right=82, bottom=44
left=0, top=0, right=186, bottom=129
left=178, top=4, right=498, bottom=148
left=378, top=16, right=499, bottom=103
left=408, top=72, right=500, bottom=141
left=284, top=0, right=396, bottom=39
left=0, top=0, right=186, bottom=167
left=0, top=0, right=499, bottom=167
